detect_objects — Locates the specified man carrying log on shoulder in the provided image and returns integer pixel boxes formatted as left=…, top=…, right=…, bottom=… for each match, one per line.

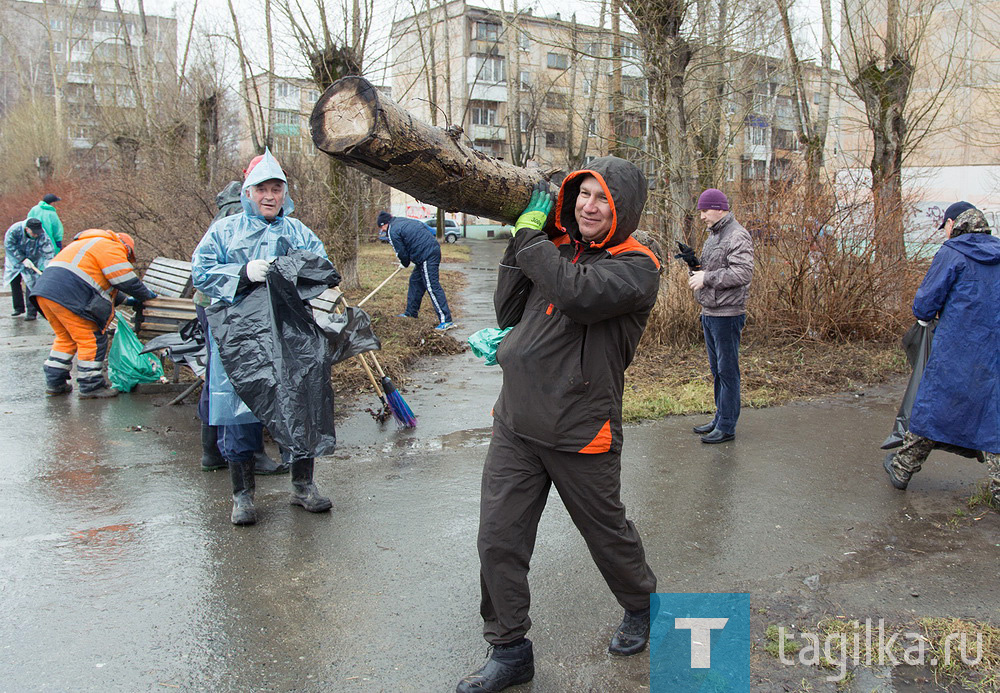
left=456, top=156, right=661, bottom=693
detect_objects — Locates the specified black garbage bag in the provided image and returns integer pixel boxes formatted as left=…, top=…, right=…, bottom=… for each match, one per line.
left=206, top=250, right=381, bottom=460
left=882, top=320, right=980, bottom=459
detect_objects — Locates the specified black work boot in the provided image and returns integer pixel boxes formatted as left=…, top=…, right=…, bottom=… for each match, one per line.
left=456, top=639, right=534, bottom=693
left=883, top=452, right=911, bottom=490
left=290, top=458, right=332, bottom=512
left=253, top=448, right=289, bottom=475
left=201, top=423, right=227, bottom=471
left=609, top=607, right=651, bottom=656
left=45, top=381, right=73, bottom=396
left=229, top=457, right=257, bottom=526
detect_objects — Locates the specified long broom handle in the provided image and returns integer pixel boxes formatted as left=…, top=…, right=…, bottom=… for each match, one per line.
left=367, top=350, right=388, bottom=379
left=357, top=352, right=385, bottom=402
left=357, top=265, right=404, bottom=307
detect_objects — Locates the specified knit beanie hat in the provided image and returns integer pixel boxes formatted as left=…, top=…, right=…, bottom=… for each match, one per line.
left=697, top=188, right=729, bottom=211
left=25, top=217, right=43, bottom=230
left=376, top=211, right=392, bottom=227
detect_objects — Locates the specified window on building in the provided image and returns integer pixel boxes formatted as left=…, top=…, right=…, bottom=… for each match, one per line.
left=50, top=18, right=64, bottom=31
left=546, top=131, right=567, bottom=148
left=475, top=55, right=506, bottom=83
left=773, top=128, right=797, bottom=150
left=588, top=118, right=597, bottom=136
left=519, top=111, right=531, bottom=133
left=545, top=91, right=568, bottom=109
left=519, top=70, right=531, bottom=91
left=471, top=101, right=498, bottom=126
left=813, top=92, right=822, bottom=105
left=274, top=135, right=303, bottom=155
left=276, top=82, right=300, bottom=99
left=621, top=39, right=641, bottom=60
left=623, top=76, right=647, bottom=101
left=547, top=52, right=569, bottom=70
left=742, top=158, right=766, bottom=180
left=475, top=20, right=500, bottom=41
left=518, top=33, right=530, bottom=50
left=725, top=162, right=735, bottom=181
left=583, top=77, right=593, bottom=96
left=50, top=41, right=63, bottom=54
left=587, top=41, right=605, bottom=58
left=771, top=158, right=791, bottom=180
left=745, top=126, right=767, bottom=147
left=623, top=112, right=646, bottom=138
left=752, top=92, right=768, bottom=113
left=275, top=110, right=301, bottom=136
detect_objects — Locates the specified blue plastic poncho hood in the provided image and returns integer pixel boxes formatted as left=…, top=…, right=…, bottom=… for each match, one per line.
left=240, top=148, right=294, bottom=218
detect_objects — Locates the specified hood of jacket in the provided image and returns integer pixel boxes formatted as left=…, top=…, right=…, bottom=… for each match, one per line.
left=944, top=232, right=1000, bottom=265
left=553, top=156, right=647, bottom=249
left=73, top=228, right=126, bottom=248
left=240, top=148, right=295, bottom=219
left=216, top=181, right=242, bottom=211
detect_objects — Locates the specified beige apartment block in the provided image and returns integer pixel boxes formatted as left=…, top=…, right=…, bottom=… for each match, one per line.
left=388, top=1, right=650, bottom=225
left=833, top=0, right=1000, bottom=225
left=238, top=75, right=327, bottom=162
left=0, top=0, right=177, bottom=154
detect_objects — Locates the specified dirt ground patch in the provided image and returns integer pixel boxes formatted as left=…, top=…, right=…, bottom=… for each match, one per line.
left=623, top=338, right=910, bottom=423
left=331, top=242, right=468, bottom=403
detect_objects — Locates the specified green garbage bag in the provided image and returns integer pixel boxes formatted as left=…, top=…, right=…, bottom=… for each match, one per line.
left=468, top=327, right=512, bottom=366
left=108, top=312, right=164, bottom=392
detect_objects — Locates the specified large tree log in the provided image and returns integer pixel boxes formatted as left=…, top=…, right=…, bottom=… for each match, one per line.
left=309, top=76, right=546, bottom=225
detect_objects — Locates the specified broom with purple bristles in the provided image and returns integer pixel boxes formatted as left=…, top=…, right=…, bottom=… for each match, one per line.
left=353, top=266, right=417, bottom=428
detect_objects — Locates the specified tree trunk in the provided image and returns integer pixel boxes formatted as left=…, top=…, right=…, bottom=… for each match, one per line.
left=310, top=76, right=549, bottom=224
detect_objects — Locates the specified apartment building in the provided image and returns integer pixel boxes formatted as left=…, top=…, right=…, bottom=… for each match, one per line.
left=389, top=1, right=651, bottom=220
left=0, top=0, right=177, bottom=152
left=237, top=75, right=325, bottom=162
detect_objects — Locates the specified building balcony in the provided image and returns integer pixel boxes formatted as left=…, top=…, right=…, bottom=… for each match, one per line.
left=468, top=83, right=507, bottom=102
left=66, top=72, right=94, bottom=84
left=471, top=124, right=506, bottom=141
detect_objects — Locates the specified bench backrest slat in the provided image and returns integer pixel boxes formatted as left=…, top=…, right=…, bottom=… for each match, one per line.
left=142, top=257, right=194, bottom=299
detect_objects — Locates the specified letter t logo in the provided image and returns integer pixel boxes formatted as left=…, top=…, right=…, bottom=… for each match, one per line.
left=674, top=618, right=729, bottom=668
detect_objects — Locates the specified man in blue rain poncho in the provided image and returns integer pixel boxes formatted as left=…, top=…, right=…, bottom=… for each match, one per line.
left=192, top=150, right=334, bottom=526
left=4, top=218, right=55, bottom=321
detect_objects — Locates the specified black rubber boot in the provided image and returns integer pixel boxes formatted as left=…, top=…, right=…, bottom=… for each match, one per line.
left=289, top=458, right=332, bottom=512
left=253, top=448, right=289, bottom=475
left=229, top=457, right=257, bottom=526
left=201, top=423, right=227, bottom=471
left=608, top=607, right=651, bottom=656
left=456, top=639, right=534, bottom=693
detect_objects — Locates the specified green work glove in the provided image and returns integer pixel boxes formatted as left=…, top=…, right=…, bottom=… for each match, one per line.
left=513, top=182, right=554, bottom=236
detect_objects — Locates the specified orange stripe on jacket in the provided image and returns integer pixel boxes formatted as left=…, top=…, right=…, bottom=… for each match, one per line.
left=578, top=420, right=612, bottom=454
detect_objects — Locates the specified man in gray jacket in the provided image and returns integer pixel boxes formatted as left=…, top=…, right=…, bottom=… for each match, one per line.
left=688, top=188, right=754, bottom=443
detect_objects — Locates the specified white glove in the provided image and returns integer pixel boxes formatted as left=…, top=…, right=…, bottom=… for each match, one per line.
left=246, top=259, right=271, bottom=283
left=917, top=319, right=929, bottom=327
left=22, top=258, right=40, bottom=274
left=687, top=270, right=706, bottom=291
left=397, top=262, right=407, bottom=270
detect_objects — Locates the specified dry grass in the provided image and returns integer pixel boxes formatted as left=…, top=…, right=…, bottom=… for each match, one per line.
left=623, top=338, right=908, bottom=423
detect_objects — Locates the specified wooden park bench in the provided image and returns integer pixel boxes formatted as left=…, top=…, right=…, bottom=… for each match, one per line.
left=130, top=257, right=198, bottom=338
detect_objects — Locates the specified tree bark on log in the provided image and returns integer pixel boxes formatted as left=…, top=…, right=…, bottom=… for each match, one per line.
left=310, top=76, right=547, bottom=225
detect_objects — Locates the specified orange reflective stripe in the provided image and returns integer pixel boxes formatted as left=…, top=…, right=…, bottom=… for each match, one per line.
left=545, top=304, right=554, bottom=315
left=608, top=236, right=661, bottom=270
left=578, top=419, right=612, bottom=454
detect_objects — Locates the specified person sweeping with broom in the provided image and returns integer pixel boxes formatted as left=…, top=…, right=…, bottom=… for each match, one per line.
left=192, top=150, right=334, bottom=526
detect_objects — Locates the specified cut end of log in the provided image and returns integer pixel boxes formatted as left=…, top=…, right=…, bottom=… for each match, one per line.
left=310, top=76, right=379, bottom=155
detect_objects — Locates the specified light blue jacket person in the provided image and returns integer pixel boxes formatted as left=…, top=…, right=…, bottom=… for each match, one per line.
left=4, top=218, right=55, bottom=291
left=191, top=150, right=327, bottom=426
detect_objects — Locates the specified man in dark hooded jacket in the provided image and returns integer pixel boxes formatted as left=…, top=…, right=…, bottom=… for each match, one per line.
left=456, top=157, right=661, bottom=693
left=884, top=203, right=1000, bottom=504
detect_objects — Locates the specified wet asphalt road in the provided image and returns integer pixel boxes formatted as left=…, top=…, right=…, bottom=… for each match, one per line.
left=1, top=240, right=997, bottom=692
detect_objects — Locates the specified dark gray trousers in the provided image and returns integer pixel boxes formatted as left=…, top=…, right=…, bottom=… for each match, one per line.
left=478, top=420, right=657, bottom=645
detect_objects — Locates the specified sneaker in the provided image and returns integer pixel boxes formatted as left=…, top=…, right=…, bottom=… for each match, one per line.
left=456, top=639, right=534, bottom=693
left=45, top=382, right=73, bottom=396
left=396, top=313, right=416, bottom=318
left=883, top=452, right=911, bottom=490
left=79, top=386, right=119, bottom=399
left=435, top=321, right=456, bottom=331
